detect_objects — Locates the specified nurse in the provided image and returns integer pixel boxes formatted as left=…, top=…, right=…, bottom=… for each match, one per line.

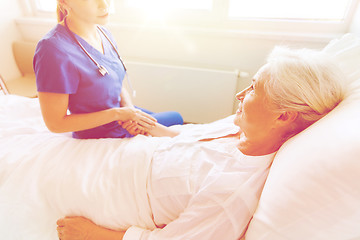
left=33, top=0, right=183, bottom=139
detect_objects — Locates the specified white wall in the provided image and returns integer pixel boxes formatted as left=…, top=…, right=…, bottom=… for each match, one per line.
left=350, top=3, right=360, bottom=35
left=13, top=17, right=342, bottom=115
left=0, top=0, right=23, bottom=81
left=9, top=1, right=360, bottom=114
left=16, top=18, right=328, bottom=93
left=107, top=25, right=328, bottom=93
left=8, top=3, right=360, bottom=87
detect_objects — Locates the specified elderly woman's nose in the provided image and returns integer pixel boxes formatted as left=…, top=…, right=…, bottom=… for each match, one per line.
left=236, top=92, right=243, bottom=100
left=236, top=86, right=250, bottom=100
left=98, top=0, right=109, bottom=8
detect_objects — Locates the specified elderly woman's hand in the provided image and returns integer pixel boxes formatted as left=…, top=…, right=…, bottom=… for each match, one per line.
left=57, top=216, right=96, bottom=240
left=120, top=120, right=150, bottom=136
left=56, top=216, right=126, bottom=240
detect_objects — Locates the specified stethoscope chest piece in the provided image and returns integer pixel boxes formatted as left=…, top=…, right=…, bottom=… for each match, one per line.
left=98, top=65, right=109, bottom=76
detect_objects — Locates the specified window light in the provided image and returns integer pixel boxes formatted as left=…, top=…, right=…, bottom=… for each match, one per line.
left=228, top=0, right=353, bottom=21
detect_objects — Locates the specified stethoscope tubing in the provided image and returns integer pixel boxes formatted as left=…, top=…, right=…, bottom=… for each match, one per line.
left=97, top=26, right=127, bottom=71
left=63, top=17, right=136, bottom=96
left=64, top=18, right=105, bottom=72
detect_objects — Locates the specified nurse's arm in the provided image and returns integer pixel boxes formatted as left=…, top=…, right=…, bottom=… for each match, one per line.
left=37, top=92, right=156, bottom=133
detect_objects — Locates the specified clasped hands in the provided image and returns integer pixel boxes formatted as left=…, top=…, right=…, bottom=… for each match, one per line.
left=117, top=107, right=157, bottom=136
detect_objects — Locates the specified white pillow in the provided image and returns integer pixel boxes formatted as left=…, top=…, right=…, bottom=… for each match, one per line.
left=245, top=34, right=360, bottom=240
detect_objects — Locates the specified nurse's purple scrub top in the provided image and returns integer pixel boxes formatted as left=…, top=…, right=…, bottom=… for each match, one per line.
left=34, top=24, right=136, bottom=139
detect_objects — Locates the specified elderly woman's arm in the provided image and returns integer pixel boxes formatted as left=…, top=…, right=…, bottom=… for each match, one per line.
left=57, top=188, right=254, bottom=240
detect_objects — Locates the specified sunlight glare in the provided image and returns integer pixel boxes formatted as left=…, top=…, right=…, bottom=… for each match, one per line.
left=229, top=0, right=352, bottom=20
left=125, top=0, right=212, bottom=21
left=127, top=0, right=175, bottom=21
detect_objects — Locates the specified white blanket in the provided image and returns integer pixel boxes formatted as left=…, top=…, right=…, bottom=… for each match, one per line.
left=0, top=95, right=171, bottom=239
left=0, top=95, right=235, bottom=239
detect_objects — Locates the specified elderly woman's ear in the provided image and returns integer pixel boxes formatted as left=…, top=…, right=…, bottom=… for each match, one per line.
left=276, top=111, right=298, bottom=125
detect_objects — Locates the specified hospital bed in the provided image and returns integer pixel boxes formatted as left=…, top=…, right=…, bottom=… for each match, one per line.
left=0, top=34, right=359, bottom=239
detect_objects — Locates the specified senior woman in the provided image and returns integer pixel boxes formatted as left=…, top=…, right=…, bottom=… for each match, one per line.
left=56, top=46, right=345, bottom=240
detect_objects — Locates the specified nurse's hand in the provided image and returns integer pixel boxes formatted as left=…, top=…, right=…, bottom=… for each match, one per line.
left=115, top=107, right=157, bottom=130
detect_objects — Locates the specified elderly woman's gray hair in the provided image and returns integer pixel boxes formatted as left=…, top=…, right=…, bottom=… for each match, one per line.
left=262, top=46, right=345, bottom=136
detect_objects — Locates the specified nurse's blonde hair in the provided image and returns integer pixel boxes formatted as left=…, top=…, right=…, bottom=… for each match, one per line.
left=57, top=1, right=68, bottom=23
left=263, top=46, right=345, bottom=135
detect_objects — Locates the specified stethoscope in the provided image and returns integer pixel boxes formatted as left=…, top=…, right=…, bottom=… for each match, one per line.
left=64, top=17, right=136, bottom=97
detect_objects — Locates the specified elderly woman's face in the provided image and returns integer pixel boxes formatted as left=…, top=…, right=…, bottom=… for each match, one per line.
left=234, top=65, right=280, bottom=142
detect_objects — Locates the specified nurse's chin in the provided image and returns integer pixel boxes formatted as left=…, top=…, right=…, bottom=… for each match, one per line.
left=97, top=15, right=110, bottom=24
